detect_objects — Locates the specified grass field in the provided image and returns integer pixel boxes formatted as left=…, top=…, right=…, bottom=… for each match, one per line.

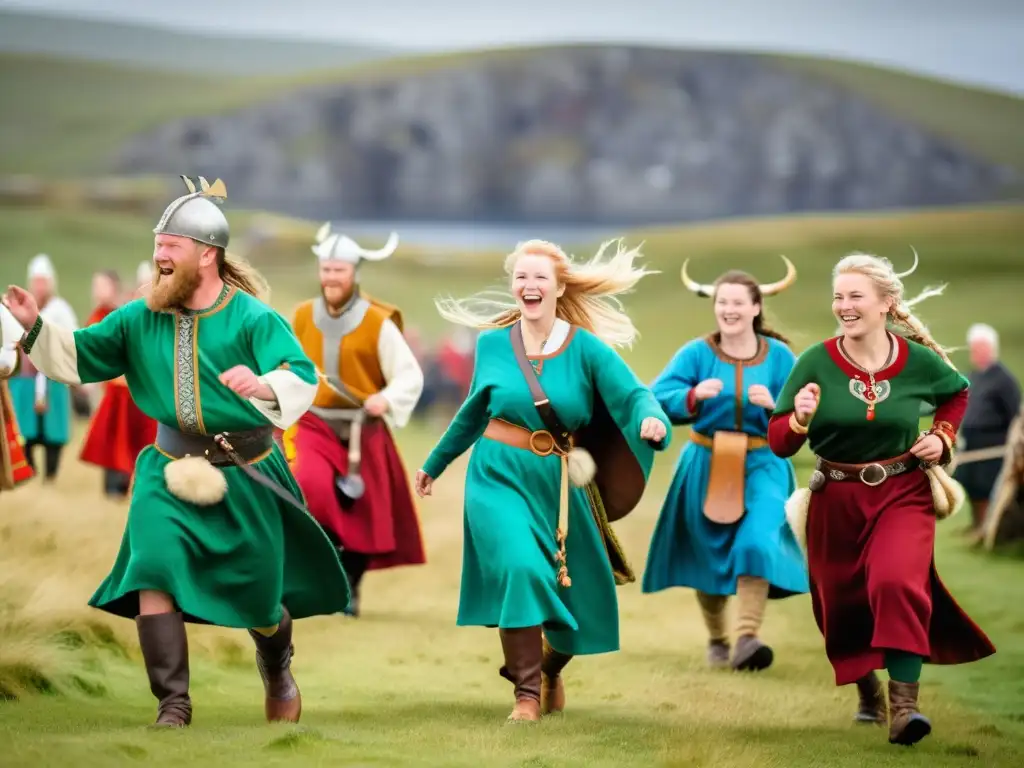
left=2, top=203, right=1023, bottom=766
left=3, top=44, right=1024, bottom=178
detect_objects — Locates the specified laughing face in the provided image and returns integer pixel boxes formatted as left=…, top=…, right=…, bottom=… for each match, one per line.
left=713, top=282, right=760, bottom=337
left=832, top=271, right=892, bottom=340
left=319, top=260, right=357, bottom=309
left=511, top=253, right=564, bottom=322
left=148, top=234, right=206, bottom=311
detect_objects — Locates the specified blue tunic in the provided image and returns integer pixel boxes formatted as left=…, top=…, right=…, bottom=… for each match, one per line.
left=9, top=364, right=71, bottom=445
left=641, top=334, right=808, bottom=598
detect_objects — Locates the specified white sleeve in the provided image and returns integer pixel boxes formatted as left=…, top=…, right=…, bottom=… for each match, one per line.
left=377, top=319, right=424, bottom=428
left=0, top=305, right=23, bottom=376
left=248, top=369, right=317, bottom=430
left=28, top=319, right=82, bottom=386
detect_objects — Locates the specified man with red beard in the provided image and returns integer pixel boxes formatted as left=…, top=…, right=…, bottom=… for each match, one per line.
left=3, top=176, right=350, bottom=728
left=1, top=303, right=34, bottom=490
left=79, top=266, right=159, bottom=498
left=282, top=223, right=426, bottom=617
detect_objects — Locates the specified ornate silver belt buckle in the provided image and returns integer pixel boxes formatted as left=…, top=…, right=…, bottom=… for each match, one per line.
left=859, top=463, right=887, bottom=487
left=808, top=469, right=826, bottom=492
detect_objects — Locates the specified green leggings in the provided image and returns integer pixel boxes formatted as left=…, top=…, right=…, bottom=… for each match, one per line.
left=885, top=650, right=923, bottom=683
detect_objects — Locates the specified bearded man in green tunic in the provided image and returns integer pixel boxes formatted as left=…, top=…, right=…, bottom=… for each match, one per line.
left=2, top=177, right=351, bottom=728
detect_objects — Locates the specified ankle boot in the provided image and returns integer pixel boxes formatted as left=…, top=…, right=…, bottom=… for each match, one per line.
left=135, top=612, right=192, bottom=727
left=853, top=672, right=887, bottom=725
left=540, top=635, right=572, bottom=715
left=887, top=680, right=932, bottom=745
left=498, top=626, right=542, bottom=722
left=248, top=606, right=302, bottom=723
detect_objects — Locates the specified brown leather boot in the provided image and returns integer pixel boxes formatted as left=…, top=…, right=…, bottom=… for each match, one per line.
left=540, top=635, right=572, bottom=715
left=135, top=612, right=192, bottom=727
left=498, top=626, right=542, bottom=723
left=853, top=672, right=887, bottom=725
left=888, top=680, right=932, bottom=745
left=248, top=606, right=302, bottom=723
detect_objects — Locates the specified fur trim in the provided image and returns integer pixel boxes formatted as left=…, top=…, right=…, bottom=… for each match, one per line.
left=926, top=465, right=965, bottom=519
left=164, top=456, right=227, bottom=506
left=785, top=488, right=812, bottom=554
left=567, top=447, right=597, bottom=487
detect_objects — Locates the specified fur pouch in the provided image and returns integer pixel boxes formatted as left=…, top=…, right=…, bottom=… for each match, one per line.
left=164, top=456, right=228, bottom=506
left=785, top=488, right=812, bottom=554
left=925, top=465, right=965, bottom=520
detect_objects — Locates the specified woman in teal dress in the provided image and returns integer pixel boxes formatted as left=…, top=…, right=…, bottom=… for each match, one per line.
left=641, top=259, right=808, bottom=671
left=416, top=239, right=672, bottom=723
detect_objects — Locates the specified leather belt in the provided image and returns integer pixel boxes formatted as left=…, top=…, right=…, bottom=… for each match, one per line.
left=483, top=418, right=570, bottom=456
left=689, top=431, right=768, bottom=451
left=155, top=423, right=306, bottom=511
left=157, top=423, right=274, bottom=466
left=811, top=452, right=919, bottom=489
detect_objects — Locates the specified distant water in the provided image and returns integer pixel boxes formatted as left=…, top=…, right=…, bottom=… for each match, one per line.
left=327, top=219, right=629, bottom=250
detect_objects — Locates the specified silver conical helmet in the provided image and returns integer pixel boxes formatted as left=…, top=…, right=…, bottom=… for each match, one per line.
left=153, top=175, right=230, bottom=249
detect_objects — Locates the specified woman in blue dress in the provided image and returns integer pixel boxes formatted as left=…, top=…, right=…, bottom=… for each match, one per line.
left=641, top=257, right=808, bottom=671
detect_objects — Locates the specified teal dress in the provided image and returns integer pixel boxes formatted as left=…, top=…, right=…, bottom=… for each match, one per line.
left=641, top=334, right=809, bottom=598
left=422, top=323, right=672, bottom=656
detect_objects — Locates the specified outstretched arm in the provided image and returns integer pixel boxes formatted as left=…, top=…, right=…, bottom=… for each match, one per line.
left=650, top=341, right=702, bottom=426
left=377, top=318, right=425, bottom=428
left=421, top=335, right=491, bottom=479
left=20, top=308, right=127, bottom=385
left=246, top=309, right=318, bottom=430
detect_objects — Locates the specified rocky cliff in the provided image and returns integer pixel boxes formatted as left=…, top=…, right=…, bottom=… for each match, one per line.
left=113, top=46, right=1017, bottom=223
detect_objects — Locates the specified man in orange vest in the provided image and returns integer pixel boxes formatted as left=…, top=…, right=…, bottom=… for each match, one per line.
left=282, top=224, right=426, bottom=617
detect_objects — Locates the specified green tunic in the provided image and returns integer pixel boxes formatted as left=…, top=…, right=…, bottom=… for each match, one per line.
left=45, top=285, right=350, bottom=627
left=773, top=334, right=969, bottom=461
left=421, top=324, right=671, bottom=656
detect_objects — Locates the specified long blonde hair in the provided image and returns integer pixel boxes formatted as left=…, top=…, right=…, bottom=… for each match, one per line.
left=219, top=250, right=270, bottom=303
left=434, top=238, right=656, bottom=348
left=833, top=252, right=955, bottom=367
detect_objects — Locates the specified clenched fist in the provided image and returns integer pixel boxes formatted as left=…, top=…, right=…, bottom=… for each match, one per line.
left=693, top=378, right=724, bottom=401
left=747, top=384, right=775, bottom=410
left=640, top=416, right=667, bottom=443
left=219, top=365, right=273, bottom=401
left=793, top=383, right=820, bottom=426
left=415, top=469, right=434, bottom=498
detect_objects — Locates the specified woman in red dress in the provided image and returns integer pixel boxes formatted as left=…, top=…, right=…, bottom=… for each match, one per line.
left=768, top=252, right=995, bottom=746
left=78, top=267, right=158, bottom=498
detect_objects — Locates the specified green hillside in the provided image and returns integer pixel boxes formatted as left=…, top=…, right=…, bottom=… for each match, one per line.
left=2, top=41, right=1024, bottom=178
left=0, top=9, right=397, bottom=75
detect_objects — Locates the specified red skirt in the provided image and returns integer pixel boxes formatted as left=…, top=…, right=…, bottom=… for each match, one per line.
left=807, top=469, right=996, bottom=685
left=79, top=382, right=158, bottom=475
left=2, top=396, right=33, bottom=488
left=286, top=412, right=426, bottom=571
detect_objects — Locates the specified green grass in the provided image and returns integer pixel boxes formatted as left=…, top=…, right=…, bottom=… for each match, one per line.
left=2, top=43, right=1023, bottom=177
left=1, top=203, right=1023, bottom=765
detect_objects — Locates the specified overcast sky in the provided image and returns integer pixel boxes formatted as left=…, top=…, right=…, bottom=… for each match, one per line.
left=4, top=0, right=1023, bottom=95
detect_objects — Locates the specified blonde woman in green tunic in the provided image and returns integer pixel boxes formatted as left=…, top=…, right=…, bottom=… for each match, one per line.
left=3, top=177, right=350, bottom=728
left=415, top=239, right=672, bottom=722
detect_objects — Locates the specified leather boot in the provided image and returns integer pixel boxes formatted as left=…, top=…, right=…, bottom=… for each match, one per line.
left=888, top=680, right=932, bottom=745
left=135, top=612, right=192, bottom=727
left=853, top=672, right=887, bottom=725
left=498, top=626, right=542, bottom=722
left=540, top=634, right=572, bottom=715
left=248, top=606, right=302, bottom=723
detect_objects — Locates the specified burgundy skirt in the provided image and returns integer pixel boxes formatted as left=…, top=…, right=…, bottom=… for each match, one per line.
left=806, top=468, right=995, bottom=685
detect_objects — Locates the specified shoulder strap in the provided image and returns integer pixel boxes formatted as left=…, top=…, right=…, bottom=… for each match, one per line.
left=510, top=320, right=572, bottom=451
